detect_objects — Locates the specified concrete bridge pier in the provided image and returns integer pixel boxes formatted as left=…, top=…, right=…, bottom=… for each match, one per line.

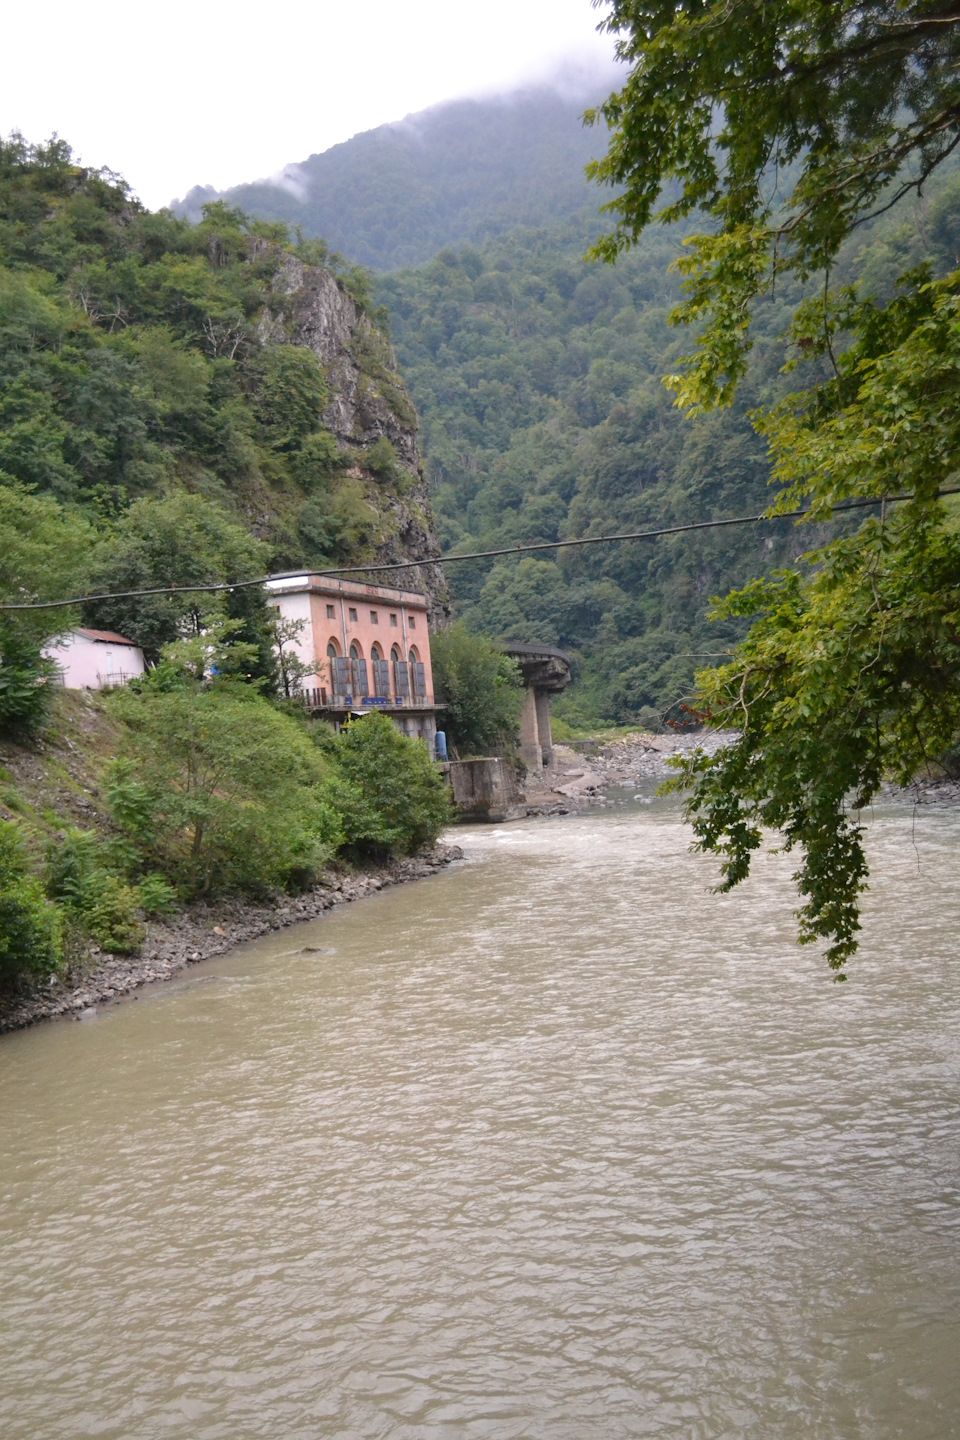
left=503, top=644, right=572, bottom=777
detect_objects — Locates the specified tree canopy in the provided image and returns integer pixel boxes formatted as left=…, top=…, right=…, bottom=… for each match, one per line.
left=589, top=0, right=960, bottom=404
left=430, top=624, right=523, bottom=756
left=591, top=1, right=960, bottom=974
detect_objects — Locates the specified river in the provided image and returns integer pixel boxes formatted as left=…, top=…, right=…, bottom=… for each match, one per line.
left=1, top=793, right=958, bottom=1439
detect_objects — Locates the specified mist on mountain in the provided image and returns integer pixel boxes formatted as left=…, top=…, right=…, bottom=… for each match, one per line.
left=171, top=79, right=615, bottom=274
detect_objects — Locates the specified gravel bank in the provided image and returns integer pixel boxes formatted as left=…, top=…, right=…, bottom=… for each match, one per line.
left=539, top=732, right=736, bottom=807
left=551, top=735, right=960, bottom=810
left=0, top=844, right=464, bottom=1035
left=882, top=777, right=960, bottom=806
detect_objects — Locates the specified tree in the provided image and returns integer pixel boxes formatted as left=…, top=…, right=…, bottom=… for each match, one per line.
left=323, top=711, right=451, bottom=854
left=254, top=345, right=329, bottom=452
left=272, top=615, right=315, bottom=699
left=0, top=479, right=95, bottom=628
left=590, top=2, right=960, bottom=973
left=108, top=667, right=340, bottom=894
left=588, top=0, right=960, bottom=404
left=430, top=623, right=523, bottom=756
left=83, top=491, right=272, bottom=665
left=0, top=480, right=100, bottom=738
left=0, top=622, right=60, bottom=740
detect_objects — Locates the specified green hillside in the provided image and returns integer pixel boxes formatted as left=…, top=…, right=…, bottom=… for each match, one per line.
left=378, top=182, right=960, bottom=727
left=0, top=136, right=457, bottom=992
left=173, top=82, right=613, bottom=273
left=0, top=135, right=443, bottom=655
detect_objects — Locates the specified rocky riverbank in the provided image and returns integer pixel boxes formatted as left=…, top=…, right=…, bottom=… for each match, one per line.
left=528, top=733, right=960, bottom=813
left=0, top=844, right=463, bottom=1035
left=520, top=732, right=735, bottom=812
left=882, top=777, right=960, bottom=806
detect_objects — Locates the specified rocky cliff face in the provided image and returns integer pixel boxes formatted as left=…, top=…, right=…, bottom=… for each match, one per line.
left=258, top=254, right=449, bottom=625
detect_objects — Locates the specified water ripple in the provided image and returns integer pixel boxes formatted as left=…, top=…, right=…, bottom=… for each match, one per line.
left=1, top=801, right=958, bottom=1438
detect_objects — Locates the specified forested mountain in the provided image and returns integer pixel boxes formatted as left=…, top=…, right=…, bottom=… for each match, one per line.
left=378, top=178, right=960, bottom=726
left=0, top=135, right=446, bottom=661
left=9, top=102, right=960, bottom=728
left=169, top=77, right=960, bottom=726
left=172, top=81, right=612, bottom=273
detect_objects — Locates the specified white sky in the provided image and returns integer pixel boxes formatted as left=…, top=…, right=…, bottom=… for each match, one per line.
left=3, top=0, right=618, bottom=210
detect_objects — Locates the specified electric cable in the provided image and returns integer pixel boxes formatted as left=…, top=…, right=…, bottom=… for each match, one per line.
left=2, top=486, right=958, bottom=613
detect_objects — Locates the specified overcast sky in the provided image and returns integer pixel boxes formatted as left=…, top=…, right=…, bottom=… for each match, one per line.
left=4, top=0, right=618, bottom=211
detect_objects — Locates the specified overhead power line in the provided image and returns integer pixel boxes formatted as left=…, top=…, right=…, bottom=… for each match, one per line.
left=2, top=487, right=958, bottom=613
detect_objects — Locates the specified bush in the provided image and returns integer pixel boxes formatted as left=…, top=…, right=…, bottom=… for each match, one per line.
left=254, top=345, right=328, bottom=452
left=325, top=711, right=451, bottom=854
left=108, top=673, right=340, bottom=894
left=430, top=624, right=523, bottom=756
left=364, top=437, right=402, bottom=482
left=635, top=706, right=664, bottom=734
left=45, top=828, right=144, bottom=953
left=290, top=430, right=351, bottom=491
left=136, top=873, right=178, bottom=916
left=0, top=821, right=62, bottom=991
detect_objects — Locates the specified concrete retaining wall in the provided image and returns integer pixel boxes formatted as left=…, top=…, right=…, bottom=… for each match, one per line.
left=444, top=758, right=520, bottom=823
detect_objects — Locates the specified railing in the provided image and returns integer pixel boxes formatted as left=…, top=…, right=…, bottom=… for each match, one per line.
left=301, top=687, right=433, bottom=710
left=95, top=671, right=140, bottom=690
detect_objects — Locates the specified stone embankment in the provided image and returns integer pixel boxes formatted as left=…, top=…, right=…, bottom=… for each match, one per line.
left=0, top=844, right=463, bottom=1035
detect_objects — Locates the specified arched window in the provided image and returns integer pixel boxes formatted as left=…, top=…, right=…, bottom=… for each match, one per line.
left=392, top=643, right=410, bottom=700
left=327, top=639, right=349, bottom=697
left=409, top=646, right=426, bottom=699
left=348, top=642, right=368, bottom=696
left=371, top=643, right=390, bottom=697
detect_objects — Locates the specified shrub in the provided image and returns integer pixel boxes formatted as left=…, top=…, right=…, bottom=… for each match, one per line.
left=290, top=430, right=351, bottom=491
left=326, top=711, right=451, bottom=855
left=108, top=673, right=339, bottom=894
left=136, top=873, right=178, bottom=916
left=430, top=624, right=523, bottom=756
left=45, top=828, right=144, bottom=953
left=364, top=437, right=402, bottom=482
left=0, top=821, right=62, bottom=991
left=254, top=345, right=329, bottom=452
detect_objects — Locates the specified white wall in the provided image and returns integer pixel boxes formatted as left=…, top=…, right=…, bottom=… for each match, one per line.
left=269, top=593, right=319, bottom=687
left=45, top=633, right=146, bottom=690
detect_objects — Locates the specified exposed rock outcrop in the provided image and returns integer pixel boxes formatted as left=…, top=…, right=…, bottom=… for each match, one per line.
left=259, top=254, right=449, bottom=625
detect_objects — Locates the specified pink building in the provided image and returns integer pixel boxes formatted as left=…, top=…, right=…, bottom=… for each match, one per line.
left=45, top=628, right=146, bottom=691
left=266, top=575, right=440, bottom=752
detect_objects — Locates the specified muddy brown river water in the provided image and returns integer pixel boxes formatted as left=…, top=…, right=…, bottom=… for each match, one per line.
left=1, top=793, right=958, bottom=1438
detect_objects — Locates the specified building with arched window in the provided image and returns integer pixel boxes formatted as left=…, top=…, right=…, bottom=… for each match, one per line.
left=266, top=574, right=439, bottom=755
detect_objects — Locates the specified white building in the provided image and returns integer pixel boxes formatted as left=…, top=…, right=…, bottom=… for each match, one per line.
left=45, top=628, right=146, bottom=690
